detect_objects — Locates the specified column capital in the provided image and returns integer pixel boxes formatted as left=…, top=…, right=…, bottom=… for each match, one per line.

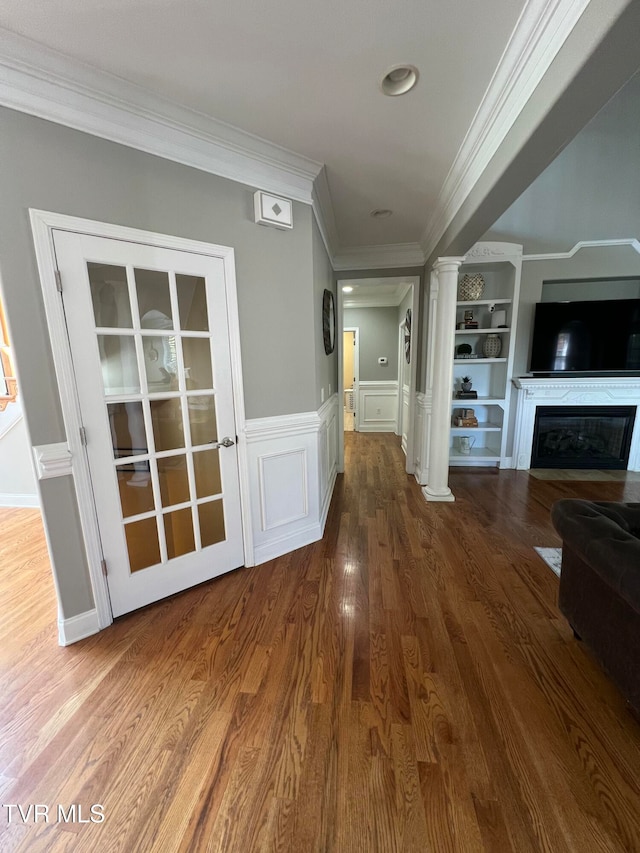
left=431, top=256, right=466, bottom=274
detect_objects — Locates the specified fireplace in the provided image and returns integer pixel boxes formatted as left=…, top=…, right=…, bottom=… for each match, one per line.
left=531, top=406, right=636, bottom=469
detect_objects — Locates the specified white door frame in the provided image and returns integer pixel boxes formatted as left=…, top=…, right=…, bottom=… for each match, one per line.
left=343, top=326, right=359, bottom=431
left=29, top=210, right=253, bottom=632
left=337, top=279, right=419, bottom=475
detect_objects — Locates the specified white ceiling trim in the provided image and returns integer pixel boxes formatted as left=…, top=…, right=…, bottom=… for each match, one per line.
left=523, top=238, right=640, bottom=261
left=0, top=29, right=322, bottom=204
left=311, top=168, right=340, bottom=260
left=333, top=243, right=425, bottom=271
left=420, top=0, right=591, bottom=258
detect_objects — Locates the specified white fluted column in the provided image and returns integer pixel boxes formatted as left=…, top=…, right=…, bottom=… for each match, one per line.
left=422, top=256, right=464, bottom=502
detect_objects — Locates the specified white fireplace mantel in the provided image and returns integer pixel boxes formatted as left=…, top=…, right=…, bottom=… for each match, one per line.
left=512, top=376, right=640, bottom=471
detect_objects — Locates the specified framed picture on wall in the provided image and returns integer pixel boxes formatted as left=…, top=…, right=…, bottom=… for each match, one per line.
left=323, top=289, right=335, bottom=355
left=404, top=308, right=412, bottom=363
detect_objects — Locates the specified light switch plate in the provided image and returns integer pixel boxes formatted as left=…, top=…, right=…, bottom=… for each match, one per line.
left=254, top=191, right=293, bottom=230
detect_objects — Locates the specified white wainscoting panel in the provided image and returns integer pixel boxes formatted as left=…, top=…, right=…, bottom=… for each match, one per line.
left=401, top=385, right=410, bottom=454
left=245, top=395, right=339, bottom=565
left=259, top=449, right=308, bottom=530
left=358, top=381, right=398, bottom=433
left=413, top=392, right=432, bottom=485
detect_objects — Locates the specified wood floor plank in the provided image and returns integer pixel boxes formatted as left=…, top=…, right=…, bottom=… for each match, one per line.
left=1, top=439, right=640, bottom=851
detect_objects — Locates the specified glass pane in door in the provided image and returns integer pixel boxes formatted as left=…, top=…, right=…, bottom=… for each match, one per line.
left=176, top=275, right=208, bottom=331
left=199, top=500, right=226, bottom=547
left=164, top=508, right=195, bottom=559
left=150, top=398, right=185, bottom=451
left=183, top=338, right=213, bottom=389
left=97, top=335, right=140, bottom=395
left=158, top=455, right=190, bottom=506
left=125, top=517, right=161, bottom=572
left=108, top=402, right=148, bottom=458
left=88, top=263, right=132, bottom=328
left=117, top=465, right=155, bottom=517
left=135, top=269, right=174, bottom=329
left=193, top=449, right=222, bottom=498
left=188, top=395, right=217, bottom=447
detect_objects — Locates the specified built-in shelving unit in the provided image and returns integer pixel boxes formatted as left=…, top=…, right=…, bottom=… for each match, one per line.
left=450, top=242, right=522, bottom=467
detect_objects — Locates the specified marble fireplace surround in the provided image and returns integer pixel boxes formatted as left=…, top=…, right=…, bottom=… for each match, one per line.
left=512, top=377, right=640, bottom=471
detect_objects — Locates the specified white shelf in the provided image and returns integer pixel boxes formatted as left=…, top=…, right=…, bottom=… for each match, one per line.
left=456, top=298, right=511, bottom=307
left=449, top=447, right=501, bottom=461
left=453, top=358, right=507, bottom=364
left=451, top=423, right=501, bottom=432
left=454, top=327, right=511, bottom=335
left=450, top=242, right=522, bottom=469
left=452, top=396, right=506, bottom=405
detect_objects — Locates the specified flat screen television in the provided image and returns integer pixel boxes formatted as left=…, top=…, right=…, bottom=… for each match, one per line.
left=529, top=298, right=640, bottom=375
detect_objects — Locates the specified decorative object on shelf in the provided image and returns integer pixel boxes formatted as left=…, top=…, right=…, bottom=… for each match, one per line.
left=322, top=289, right=335, bottom=355
left=456, top=343, right=472, bottom=357
left=458, top=273, right=485, bottom=301
left=491, top=308, right=507, bottom=328
left=404, top=308, right=412, bottom=363
left=482, top=333, right=502, bottom=358
left=461, top=309, right=478, bottom=329
left=458, top=435, right=476, bottom=455
left=454, top=407, right=478, bottom=427
left=457, top=376, right=478, bottom=399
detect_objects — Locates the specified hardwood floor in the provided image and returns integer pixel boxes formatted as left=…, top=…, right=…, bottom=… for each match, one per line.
left=1, top=433, right=640, bottom=852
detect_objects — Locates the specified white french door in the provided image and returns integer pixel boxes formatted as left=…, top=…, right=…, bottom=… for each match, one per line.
left=53, top=230, right=245, bottom=617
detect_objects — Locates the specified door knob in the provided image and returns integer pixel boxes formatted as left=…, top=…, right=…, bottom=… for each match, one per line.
left=209, top=436, right=235, bottom=449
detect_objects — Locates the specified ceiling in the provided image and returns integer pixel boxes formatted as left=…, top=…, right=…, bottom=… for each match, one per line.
left=340, top=277, right=414, bottom=308
left=0, top=1, right=631, bottom=259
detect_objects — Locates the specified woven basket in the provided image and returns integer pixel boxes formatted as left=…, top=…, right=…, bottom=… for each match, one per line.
left=458, top=273, right=485, bottom=301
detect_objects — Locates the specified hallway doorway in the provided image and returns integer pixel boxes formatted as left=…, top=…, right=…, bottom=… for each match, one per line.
left=337, top=276, right=419, bottom=475
left=343, top=328, right=358, bottom=433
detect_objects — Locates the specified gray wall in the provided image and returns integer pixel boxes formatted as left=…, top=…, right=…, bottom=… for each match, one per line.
left=0, top=413, right=38, bottom=499
left=312, top=220, right=337, bottom=406
left=0, top=107, right=322, bottom=618
left=344, top=307, right=399, bottom=382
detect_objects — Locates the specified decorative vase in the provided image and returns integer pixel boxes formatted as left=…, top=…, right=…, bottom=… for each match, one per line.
left=482, top=333, right=502, bottom=358
left=458, top=273, right=485, bottom=301
left=461, top=380, right=473, bottom=392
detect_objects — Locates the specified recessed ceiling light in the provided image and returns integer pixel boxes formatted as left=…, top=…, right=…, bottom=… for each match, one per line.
left=380, top=64, right=419, bottom=96
left=370, top=209, right=393, bottom=219
left=342, top=286, right=353, bottom=293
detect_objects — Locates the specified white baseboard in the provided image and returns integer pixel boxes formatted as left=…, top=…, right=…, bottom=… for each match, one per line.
left=58, top=608, right=101, bottom=646
left=0, top=492, right=39, bottom=508
left=253, top=521, right=323, bottom=565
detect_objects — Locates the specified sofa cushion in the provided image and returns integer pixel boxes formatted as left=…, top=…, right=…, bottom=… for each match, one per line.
left=551, top=499, right=640, bottom=616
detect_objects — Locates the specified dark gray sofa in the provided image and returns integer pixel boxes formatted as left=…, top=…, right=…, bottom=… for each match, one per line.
left=550, top=499, right=640, bottom=715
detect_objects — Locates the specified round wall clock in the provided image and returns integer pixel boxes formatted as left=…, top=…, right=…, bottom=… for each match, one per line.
left=322, top=289, right=335, bottom=355
left=404, top=308, right=412, bottom=363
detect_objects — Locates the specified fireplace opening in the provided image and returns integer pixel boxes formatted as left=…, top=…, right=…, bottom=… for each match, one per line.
left=531, top=406, right=636, bottom=469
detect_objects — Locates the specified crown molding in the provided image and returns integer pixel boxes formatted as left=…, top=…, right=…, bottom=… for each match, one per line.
left=0, top=29, right=323, bottom=204
left=523, top=238, right=640, bottom=261
left=311, top=167, right=339, bottom=261
left=333, top=242, right=425, bottom=271
left=420, top=0, right=591, bottom=258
